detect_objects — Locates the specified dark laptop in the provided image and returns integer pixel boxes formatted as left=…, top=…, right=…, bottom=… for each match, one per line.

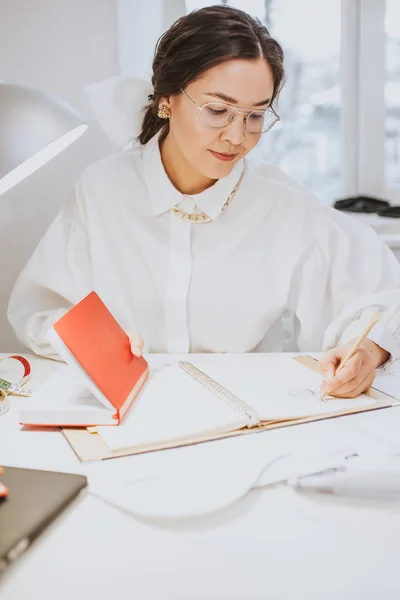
left=0, top=466, right=87, bottom=572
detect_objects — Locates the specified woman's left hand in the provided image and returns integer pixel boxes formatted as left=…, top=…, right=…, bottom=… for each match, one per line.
left=319, top=339, right=390, bottom=398
left=126, top=330, right=145, bottom=357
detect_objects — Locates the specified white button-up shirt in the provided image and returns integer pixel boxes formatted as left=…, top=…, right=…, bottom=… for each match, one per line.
left=7, top=133, right=400, bottom=361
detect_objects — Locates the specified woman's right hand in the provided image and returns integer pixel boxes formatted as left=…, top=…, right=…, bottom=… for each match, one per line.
left=126, top=330, right=144, bottom=357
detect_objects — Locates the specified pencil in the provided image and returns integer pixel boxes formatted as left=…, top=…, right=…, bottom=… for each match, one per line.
left=321, top=311, right=380, bottom=399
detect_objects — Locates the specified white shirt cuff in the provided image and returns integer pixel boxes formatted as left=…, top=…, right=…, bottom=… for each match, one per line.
left=368, top=323, right=399, bottom=371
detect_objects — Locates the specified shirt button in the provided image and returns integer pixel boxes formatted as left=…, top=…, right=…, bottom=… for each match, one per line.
left=179, top=196, right=195, bottom=214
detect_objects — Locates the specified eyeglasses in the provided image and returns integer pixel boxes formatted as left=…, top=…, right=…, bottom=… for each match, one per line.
left=180, top=88, right=280, bottom=134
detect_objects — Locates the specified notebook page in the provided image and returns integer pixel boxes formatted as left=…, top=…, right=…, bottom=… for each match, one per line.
left=96, top=364, right=252, bottom=451
left=26, top=365, right=109, bottom=415
left=185, top=355, right=376, bottom=421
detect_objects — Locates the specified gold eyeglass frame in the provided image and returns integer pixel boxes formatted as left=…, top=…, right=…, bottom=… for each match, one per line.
left=180, top=88, right=280, bottom=134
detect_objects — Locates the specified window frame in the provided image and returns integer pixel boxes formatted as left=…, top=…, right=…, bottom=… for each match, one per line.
left=343, top=0, right=387, bottom=200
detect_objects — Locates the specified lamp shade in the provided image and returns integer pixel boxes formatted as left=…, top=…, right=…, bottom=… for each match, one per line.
left=0, top=83, right=88, bottom=196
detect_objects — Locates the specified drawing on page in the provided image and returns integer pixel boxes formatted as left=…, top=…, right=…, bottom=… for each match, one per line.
left=287, top=388, right=328, bottom=403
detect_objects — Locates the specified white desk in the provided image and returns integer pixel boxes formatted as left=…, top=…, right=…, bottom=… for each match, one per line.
left=2, top=352, right=400, bottom=600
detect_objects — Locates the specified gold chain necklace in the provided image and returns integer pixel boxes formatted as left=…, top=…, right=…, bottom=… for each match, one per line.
left=171, top=170, right=244, bottom=223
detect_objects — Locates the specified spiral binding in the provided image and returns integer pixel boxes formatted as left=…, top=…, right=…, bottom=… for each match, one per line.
left=177, top=361, right=259, bottom=425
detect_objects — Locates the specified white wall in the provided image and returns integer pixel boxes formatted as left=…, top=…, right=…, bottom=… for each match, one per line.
left=116, top=0, right=186, bottom=77
left=117, top=0, right=163, bottom=78
left=0, top=0, right=120, bottom=350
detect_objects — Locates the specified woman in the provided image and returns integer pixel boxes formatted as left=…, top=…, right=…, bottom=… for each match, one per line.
left=7, top=5, right=400, bottom=398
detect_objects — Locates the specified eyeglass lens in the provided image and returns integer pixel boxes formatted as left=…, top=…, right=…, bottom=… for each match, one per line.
left=199, top=103, right=277, bottom=133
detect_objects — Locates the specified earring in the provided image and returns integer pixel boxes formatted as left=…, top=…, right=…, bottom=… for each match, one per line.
left=157, top=105, right=170, bottom=119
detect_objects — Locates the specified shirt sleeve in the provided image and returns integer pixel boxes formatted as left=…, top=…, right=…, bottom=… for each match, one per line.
left=7, top=183, right=92, bottom=360
left=289, top=206, right=400, bottom=365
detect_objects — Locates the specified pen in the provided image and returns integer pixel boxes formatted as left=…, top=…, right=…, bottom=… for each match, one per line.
left=292, top=469, right=400, bottom=501
left=321, top=311, right=380, bottom=400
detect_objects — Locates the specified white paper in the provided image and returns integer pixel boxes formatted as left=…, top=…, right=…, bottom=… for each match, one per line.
left=96, top=364, right=250, bottom=452
left=27, top=365, right=103, bottom=411
left=374, top=373, right=400, bottom=400
left=20, top=364, right=115, bottom=425
left=89, top=441, right=353, bottom=519
left=182, top=354, right=376, bottom=421
left=96, top=355, right=377, bottom=453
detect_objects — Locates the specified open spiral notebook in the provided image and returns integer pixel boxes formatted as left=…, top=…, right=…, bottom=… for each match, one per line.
left=27, top=290, right=396, bottom=462
left=63, top=354, right=398, bottom=462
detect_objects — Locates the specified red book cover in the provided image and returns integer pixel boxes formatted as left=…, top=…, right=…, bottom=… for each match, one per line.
left=53, top=292, right=148, bottom=419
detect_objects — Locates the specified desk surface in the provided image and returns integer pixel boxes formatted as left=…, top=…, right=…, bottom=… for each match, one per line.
left=1, top=352, right=400, bottom=600
left=347, top=212, right=400, bottom=248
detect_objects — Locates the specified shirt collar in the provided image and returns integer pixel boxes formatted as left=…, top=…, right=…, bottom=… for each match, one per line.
left=142, top=133, right=244, bottom=221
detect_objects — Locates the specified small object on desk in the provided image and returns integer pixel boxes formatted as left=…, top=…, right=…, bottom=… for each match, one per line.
left=0, top=355, right=32, bottom=399
left=377, top=206, right=400, bottom=218
left=334, top=196, right=390, bottom=213
left=320, top=311, right=380, bottom=400
left=0, top=354, right=32, bottom=417
left=292, top=469, right=400, bottom=501
left=0, top=378, right=32, bottom=398
left=0, top=354, right=31, bottom=385
left=0, top=467, right=87, bottom=572
left=20, top=291, right=149, bottom=427
left=0, top=390, right=9, bottom=416
left=0, top=482, right=8, bottom=498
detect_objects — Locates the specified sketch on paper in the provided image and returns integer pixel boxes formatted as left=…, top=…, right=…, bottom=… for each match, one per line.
left=287, top=388, right=328, bottom=402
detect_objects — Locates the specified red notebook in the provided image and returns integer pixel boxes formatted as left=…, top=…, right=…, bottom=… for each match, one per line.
left=20, top=292, right=149, bottom=427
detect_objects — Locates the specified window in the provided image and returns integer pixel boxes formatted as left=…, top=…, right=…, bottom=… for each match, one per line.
left=186, top=0, right=342, bottom=204
left=385, top=0, right=400, bottom=189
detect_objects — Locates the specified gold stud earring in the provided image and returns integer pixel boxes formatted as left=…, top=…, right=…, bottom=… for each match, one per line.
left=157, top=105, right=170, bottom=119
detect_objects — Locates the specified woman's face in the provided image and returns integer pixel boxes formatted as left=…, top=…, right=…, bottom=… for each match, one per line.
left=161, top=58, right=275, bottom=180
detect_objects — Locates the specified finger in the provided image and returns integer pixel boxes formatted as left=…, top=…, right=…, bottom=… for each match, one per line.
left=126, top=330, right=144, bottom=357
left=319, top=350, right=340, bottom=379
left=326, top=354, right=370, bottom=396
left=126, top=330, right=144, bottom=347
left=321, top=352, right=364, bottom=394
left=319, top=353, right=340, bottom=391
left=330, top=370, right=375, bottom=399
left=325, top=352, right=375, bottom=397
left=328, top=371, right=365, bottom=397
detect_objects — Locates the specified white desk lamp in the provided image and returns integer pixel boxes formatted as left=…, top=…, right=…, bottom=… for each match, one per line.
left=0, top=82, right=87, bottom=196
left=0, top=82, right=87, bottom=417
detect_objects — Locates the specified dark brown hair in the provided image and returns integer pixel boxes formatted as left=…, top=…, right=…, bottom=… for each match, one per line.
left=138, top=5, right=284, bottom=145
